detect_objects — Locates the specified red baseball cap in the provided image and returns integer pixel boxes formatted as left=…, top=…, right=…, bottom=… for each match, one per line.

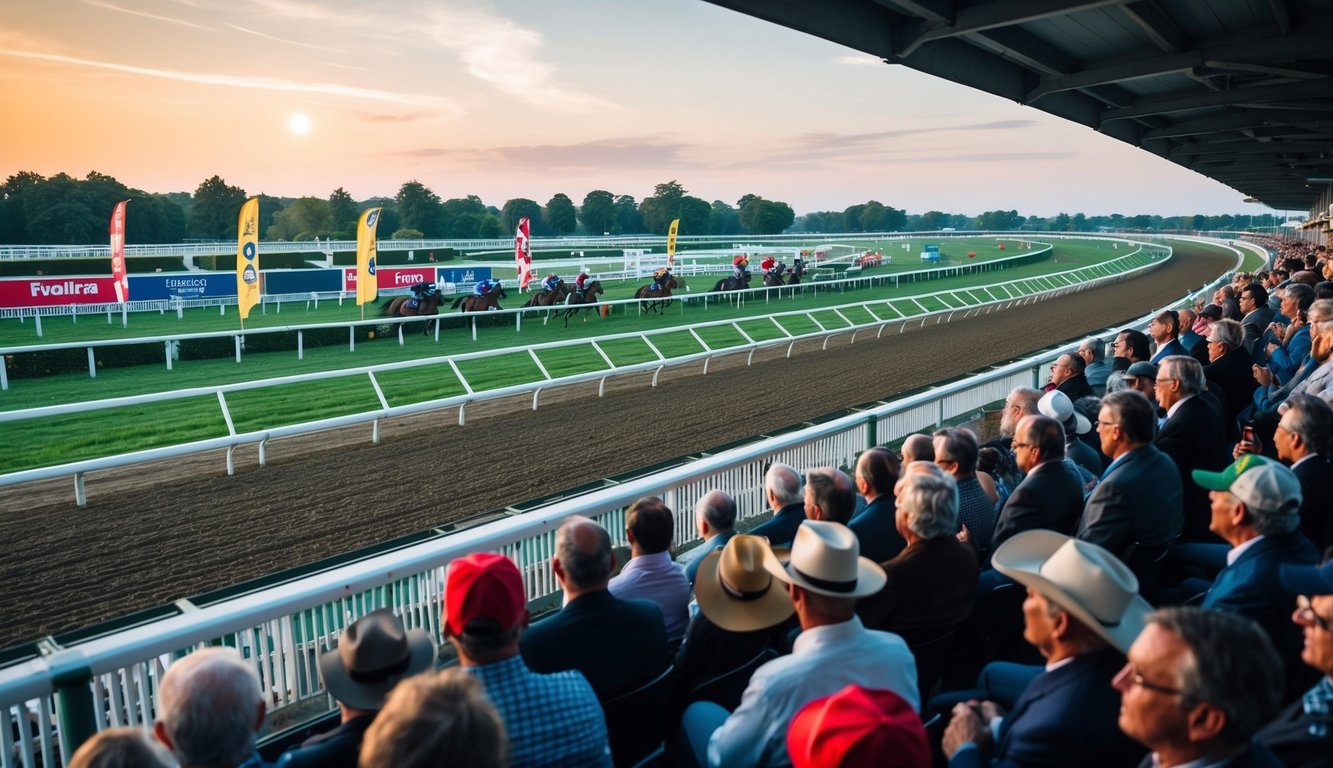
left=444, top=553, right=527, bottom=636
left=787, top=685, right=929, bottom=768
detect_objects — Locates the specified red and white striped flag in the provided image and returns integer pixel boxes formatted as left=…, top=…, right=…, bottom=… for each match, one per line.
left=515, top=217, right=532, bottom=290
left=109, top=200, right=129, bottom=303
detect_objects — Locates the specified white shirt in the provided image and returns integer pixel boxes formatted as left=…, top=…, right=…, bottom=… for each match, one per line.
left=607, top=550, right=691, bottom=640
left=707, top=616, right=918, bottom=767
left=1226, top=534, right=1265, bottom=566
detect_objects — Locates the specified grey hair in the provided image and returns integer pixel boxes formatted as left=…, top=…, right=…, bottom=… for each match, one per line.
left=1101, top=390, right=1156, bottom=444
left=1283, top=394, right=1333, bottom=456
left=1160, top=355, right=1204, bottom=396
left=156, top=648, right=263, bottom=768
left=1010, top=386, right=1044, bottom=416
left=932, top=427, right=980, bottom=474
left=555, top=515, right=612, bottom=589
left=1309, top=298, right=1333, bottom=324
left=804, top=466, right=857, bottom=524
left=1284, top=282, right=1316, bottom=312
left=695, top=490, right=737, bottom=533
left=1079, top=338, right=1105, bottom=362
left=895, top=469, right=959, bottom=539
left=765, top=463, right=804, bottom=506
left=1208, top=318, right=1243, bottom=349
left=1145, top=607, right=1282, bottom=749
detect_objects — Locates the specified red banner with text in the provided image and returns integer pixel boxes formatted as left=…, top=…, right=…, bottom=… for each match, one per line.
left=0, top=277, right=119, bottom=307
left=342, top=267, right=439, bottom=292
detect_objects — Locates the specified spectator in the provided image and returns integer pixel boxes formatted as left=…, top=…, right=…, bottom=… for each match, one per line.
left=359, top=668, right=507, bottom=768
left=1078, top=338, right=1112, bottom=392
left=1192, top=456, right=1318, bottom=693
left=934, top=427, right=997, bottom=557
left=609, top=497, right=692, bottom=641
left=69, top=728, right=175, bottom=768
left=804, top=466, right=857, bottom=525
left=1077, top=390, right=1184, bottom=578
left=1155, top=355, right=1230, bottom=542
left=1202, top=319, right=1254, bottom=440
left=941, top=531, right=1149, bottom=768
left=849, top=447, right=906, bottom=563
left=686, top=520, right=917, bottom=767
left=981, top=386, right=1042, bottom=493
left=858, top=463, right=977, bottom=645
left=673, top=535, right=796, bottom=717
left=1251, top=298, right=1333, bottom=414
left=1274, top=395, right=1333, bottom=549
left=1241, top=283, right=1276, bottom=358
left=1257, top=554, right=1333, bottom=764
left=787, top=685, right=929, bottom=768
left=1036, top=390, right=1102, bottom=479
left=521, top=516, right=669, bottom=701
left=1266, top=283, right=1316, bottom=384
left=1149, top=310, right=1187, bottom=364
left=446, top=552, right=612, bottom=767
left=679, top=490, right=739, bottom=587
left=1112, top=329, right=1151, bottom=372
left=278, top=609, right=436, bottom=768
left=1216, top=284, right=1243, bottom=320
left=1117, top=361, right=1159, bottom=404
left=1115, top=607, right=1284, bottom=766
left=901, top=433, right=935, bottom=464
left=993, top=414, right=1085, bottom=549
left=1178, top=307, right=1206, bottom=362
left=751, top=463, right=806, bottom=546
left=1047, top=353, right=1093, bottom=401
left=153, top=647, right=266, bottom=768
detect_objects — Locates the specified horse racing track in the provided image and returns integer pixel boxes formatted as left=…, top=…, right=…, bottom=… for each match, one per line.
left=0, top=243, right=1233, bottom=647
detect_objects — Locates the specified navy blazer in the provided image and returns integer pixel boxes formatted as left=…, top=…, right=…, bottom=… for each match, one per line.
left=1203, top=347, right=1255, bottom=441
left=1151, top=338, right=1188, bottom=364
left=1076, top=444, right=1183, bottom=561
left=1256, top=688, right=1333, bottom=768
left=276, top=715, right=375, bottom=768
left=1292, top=456, right=1333, bottom=551
left=1136, top=740, right=1284, bottom=768
left=949, top=648, right=1145, bottom=768
left=1156, top=395, right=1230, bottom=542
left=749, top=502, right=806, bottom=547
left=519, top=589, right=669, bottom=701
left=848, top=496, right=906, bottom=564
left=993, top=460, right=1085, bottom=549
left=1202, top=531, right=1318, bottom=693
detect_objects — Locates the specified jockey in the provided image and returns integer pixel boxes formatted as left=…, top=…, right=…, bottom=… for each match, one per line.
left=408, top=281, right=437, bottom=308
left=652, top=266, right=672, bottom=291
left=732, top=254, right=750, bottom=282
left=540, top=273, right=562, bottom=293
left=574, top=269, right=591, bottom=296
left=760, top=255, right=776, bottom=275
left=473, top=278, right=500, bottom=297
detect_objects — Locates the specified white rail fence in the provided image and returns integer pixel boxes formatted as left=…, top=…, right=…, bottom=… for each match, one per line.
left=0, top=242, right=1244, bottom=768
left=0, top=246, right=1167, bottom=504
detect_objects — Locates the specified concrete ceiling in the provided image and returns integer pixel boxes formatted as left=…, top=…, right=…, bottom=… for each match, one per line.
left=703, top=0, right=1333, bottom=212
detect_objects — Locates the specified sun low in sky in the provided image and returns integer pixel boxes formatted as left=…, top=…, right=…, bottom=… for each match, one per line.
left=0, top=0, right=1259, bottom=217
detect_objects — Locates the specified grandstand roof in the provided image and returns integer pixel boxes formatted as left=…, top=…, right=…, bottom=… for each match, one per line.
left=703, top=0, right=1333, bottom=213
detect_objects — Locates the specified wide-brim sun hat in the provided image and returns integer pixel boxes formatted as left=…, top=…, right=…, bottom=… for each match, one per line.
left=695, top=535, right=796, bottom=632
left=992, top=530, right=1151, bottom=654
left=318, top=608, right=437, bottom=711
left=1038, top=390, right=1091, bottom=435
left=761, top=520, right=886, bottom=599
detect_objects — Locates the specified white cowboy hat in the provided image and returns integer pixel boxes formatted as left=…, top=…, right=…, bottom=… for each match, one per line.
left=1037, top=390, right=1091, bottom=435
left=761, top=521, right=886, bottom=599
left=992, top=530, right=1151, bottom=653
left=319, top=608, right=437, bottom=711
left=695, top=535, right=796, bottom=632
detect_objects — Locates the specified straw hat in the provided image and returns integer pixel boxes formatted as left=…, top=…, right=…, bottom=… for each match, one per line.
left=695, top=535, right=796, bottom=632
left=761, top=521, right=886, bottom=599
left=992, top=530, right=1151, bottom=653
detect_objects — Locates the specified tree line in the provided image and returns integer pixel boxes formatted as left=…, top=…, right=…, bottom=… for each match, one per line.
left=0, top=170, right=1279, bottom=246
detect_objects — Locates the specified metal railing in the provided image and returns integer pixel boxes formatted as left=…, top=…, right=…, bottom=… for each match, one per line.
left=0, top=239, right=1247, bottom=768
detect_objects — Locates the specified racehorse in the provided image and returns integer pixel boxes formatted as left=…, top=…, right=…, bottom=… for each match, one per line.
left=712, top=272, right=751, bottom=293
left=520, top=281, right=571, bottom=308
left=633, top=274, right=682, bottom=314
left=558, top=280, right=604, bottom=326
left=761, top=263, right=789, bottom=288
left=380, top=290, right=444, bottom=335
left=787, top=260, right=806, bottom=285
left=451, top=286, right=507, bottom=312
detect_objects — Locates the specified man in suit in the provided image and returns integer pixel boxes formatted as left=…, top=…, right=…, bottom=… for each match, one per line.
left=749, top=463, right=805, bottom=546
left=1149, top=310, right=1188, bottom=364
left=993, top=415, right=1085, bottom=549
left=520, top=515, right=670, bottom=701
left=679, top=490, right=738, bottom=587
left=858, top=462, right=976, bottom=643
left=1154, top=355, right=1230, bottom=542
left=1077, top=338, right=1112, bottom=393
left=848, top=446, right=906, bottom=563
left=1274, top=395, right=1333, bottom=550
left=941, top=532, right=1148, bottom=767
left=1192, top=455, right=1319, bottom=696
left=1241, top=283, right=1277, bottom=359
left=1258, top=556, right=1333, bottom=766
left=1178, top=307, right=1207, bottom=362
left=1202, top=319, right=1254, bottom=440
left=1077, top=390, right=1184, bottom=568
left=278, top=610, right=435, bottom=768
left=1049, top=353, right=1093, bottom=401
left=1116, top=607, right=1285, bottom=767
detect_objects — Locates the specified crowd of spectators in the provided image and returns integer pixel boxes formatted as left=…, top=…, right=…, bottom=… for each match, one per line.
left=66, top=247, right=1333, bottom=767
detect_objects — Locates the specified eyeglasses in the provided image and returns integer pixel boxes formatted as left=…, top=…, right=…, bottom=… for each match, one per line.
left=1154, top=377, right=1177, bottom=386
left=1114, top=664, right=1182, bottom=696
left=1296, top=595, right=1332, bottom=632
left=1012, top=441, right=1035, bottom=449
left=1094, top=420, right=1120, bottom=430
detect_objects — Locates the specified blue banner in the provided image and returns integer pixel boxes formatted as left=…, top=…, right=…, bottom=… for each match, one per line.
left=127, top=273, right=237, bottom=300
left=436, top=266, right=491, bottom=285
left=264, top=269, right=344, bottom=294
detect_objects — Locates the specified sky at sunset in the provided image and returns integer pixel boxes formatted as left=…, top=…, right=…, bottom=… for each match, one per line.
left=0, top=0, right=1274, bottom=218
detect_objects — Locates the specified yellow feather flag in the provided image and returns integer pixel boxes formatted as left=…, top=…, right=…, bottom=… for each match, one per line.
left=666, top=218, right=679, bottom=268
left=236, top=197, right=260, bottom=320
left=356, top=207, right=382, bottom=306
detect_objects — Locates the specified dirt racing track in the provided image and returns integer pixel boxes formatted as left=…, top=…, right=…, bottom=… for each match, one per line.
left=0, top=242, right=1234, bottom=647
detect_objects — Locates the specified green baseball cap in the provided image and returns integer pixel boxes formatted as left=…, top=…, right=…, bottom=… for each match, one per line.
left=1192, top=454, right=1302, bottom=513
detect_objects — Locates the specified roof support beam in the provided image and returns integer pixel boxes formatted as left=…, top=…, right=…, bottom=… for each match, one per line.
left=874, top=0, right=953, bottom=25
left=1120, top=1, right=1190, bottom=52
left=1102, top=79, right=1333, bottom=123
left=897, top=0, right=1129, bottom=58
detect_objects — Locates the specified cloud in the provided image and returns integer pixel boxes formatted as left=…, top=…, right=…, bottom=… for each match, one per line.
left=379, top=136, right=696, bottom=170
left=0, top=48, right=464, bottom=113
left=354, top=111, right=433, bottom=124
left=791, top=119, right=1040, bottom=151
left=949, top=151, right=1076, bottom=162
left=835, top=53, right=884, bottom=66
left=78, top=0, right=207, bottom=29
left=225, top=23, right=333, bottom=51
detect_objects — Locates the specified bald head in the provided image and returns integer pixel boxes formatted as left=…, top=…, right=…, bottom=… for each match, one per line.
left=901, top=434, right=935, bottom=464
left=555, top=515, right=613, bottom=591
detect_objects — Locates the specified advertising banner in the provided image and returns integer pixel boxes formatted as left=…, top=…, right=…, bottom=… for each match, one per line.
left=263, top=269, right=345, bottom=295
left=109, top=200, right=129, bottom=303
left=356, top=207, right=382, bottom=306
left=128, top=274, right=239, bottom=300
left=0, top=277, right=118, bottom=307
